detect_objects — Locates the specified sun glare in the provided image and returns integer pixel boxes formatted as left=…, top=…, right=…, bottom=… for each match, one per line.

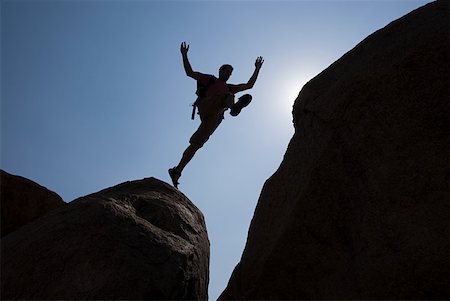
left=276, top=75, right=311, bottom=114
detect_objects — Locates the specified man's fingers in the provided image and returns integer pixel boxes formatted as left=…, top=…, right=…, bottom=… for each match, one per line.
left=181, top=41, right=189, bottom=49
left=180, top=42, right=190, bottom=55
left=255, top=56, right=264, bottom=67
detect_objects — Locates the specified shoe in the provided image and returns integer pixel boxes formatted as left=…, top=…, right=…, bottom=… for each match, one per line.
left=168, top=167, right=181, bottom=188
left=230, top=94, right=252, bottom=116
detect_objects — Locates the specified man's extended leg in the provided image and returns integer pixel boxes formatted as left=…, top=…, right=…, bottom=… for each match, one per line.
left=177, top=143, right=200, bottom=174
left=169, top=112, right=222, bottom=188
left=169, top=143, right=200, bottom=188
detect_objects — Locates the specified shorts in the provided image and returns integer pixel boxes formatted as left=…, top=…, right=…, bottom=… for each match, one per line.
left=189, top=94, right=230, bottom=147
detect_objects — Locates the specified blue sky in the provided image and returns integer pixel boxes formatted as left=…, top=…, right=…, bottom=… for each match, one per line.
left=1, top=0, right=432, bottom=299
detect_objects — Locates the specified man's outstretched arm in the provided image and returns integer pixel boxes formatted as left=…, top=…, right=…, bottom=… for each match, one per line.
left=181, top=42, right=203, bottom=80
left=230, top=56, right=264, bottom=93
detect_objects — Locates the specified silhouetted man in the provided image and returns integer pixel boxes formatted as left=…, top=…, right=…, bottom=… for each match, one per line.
left=169, top=42, right=264, bottom=188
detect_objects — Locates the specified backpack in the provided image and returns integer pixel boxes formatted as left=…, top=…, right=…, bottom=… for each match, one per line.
left=191, top=76, right=216, bottom=120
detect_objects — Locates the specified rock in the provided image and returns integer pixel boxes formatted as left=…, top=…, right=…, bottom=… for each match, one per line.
left=220, top=1, right=450, bottom=299
left=1, top=170, right=65, bottom=237
left=1, top=177, right=210, bottom=300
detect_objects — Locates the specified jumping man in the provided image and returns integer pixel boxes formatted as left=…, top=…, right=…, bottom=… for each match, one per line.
left=169, top=42, right=264, bottom=188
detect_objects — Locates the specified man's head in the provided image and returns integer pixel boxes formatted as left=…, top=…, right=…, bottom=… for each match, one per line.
left=219, top=64, right=233, bottom=81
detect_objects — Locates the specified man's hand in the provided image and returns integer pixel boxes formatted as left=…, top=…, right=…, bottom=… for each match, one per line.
left=255, top=56, right=264, bottom=70
left=180, top=42, right=189, bottom=56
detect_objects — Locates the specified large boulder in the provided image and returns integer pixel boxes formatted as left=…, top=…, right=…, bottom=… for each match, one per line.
left=1, top=170, right=65, bottom=237
left=1, top=177, right=210, bottom=300
left=220, top=1, right=450, bottom=299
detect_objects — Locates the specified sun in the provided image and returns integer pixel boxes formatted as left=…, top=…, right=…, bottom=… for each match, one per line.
left=279, top=75, right=310, bottom=110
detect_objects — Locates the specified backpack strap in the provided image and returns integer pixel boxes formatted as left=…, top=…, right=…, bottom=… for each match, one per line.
left=191, top=97, right=199, bottom=120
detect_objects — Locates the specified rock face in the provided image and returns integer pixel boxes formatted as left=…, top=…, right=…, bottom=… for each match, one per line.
left=1, top=177, right=210, bottom=300
left=220, top=1, right=450, bottom=300
left=1, top=170, right=65, bottom=237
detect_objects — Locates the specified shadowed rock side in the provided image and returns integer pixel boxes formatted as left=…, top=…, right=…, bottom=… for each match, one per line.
left=220, top=1, right=450, bottom=300
left=1, top=170, right=65, bottom=237
left=1, top=177, right=210, bottom=300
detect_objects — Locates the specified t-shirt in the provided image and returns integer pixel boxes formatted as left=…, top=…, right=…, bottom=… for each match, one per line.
left=206, top=78, right=229, bottom=97
left=198, top=74, right=238, bottom=97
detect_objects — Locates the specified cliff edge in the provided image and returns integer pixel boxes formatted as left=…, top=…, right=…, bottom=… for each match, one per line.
left=220, top=1, right=450, bottom=299
left=1, top=177, right=210, bottom=300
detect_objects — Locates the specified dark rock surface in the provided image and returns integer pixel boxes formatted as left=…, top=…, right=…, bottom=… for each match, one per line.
left=1, top=169, right=65, bottom=237
left=1, top=177, right=210, bottom=300
left=220, top=1, right=450, bottom=299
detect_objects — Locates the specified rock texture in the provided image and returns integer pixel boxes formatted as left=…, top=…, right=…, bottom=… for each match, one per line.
left=220, top=1, right=450, bottom=299
left=1, top=177, right=209, bottom=300
left=1, top=170, right=65, bottom=237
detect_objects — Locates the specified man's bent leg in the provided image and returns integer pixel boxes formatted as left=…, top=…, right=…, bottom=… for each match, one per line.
left=230, top=94, right=252, bottom=117
left=224, top=93, right=235, bottom=109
